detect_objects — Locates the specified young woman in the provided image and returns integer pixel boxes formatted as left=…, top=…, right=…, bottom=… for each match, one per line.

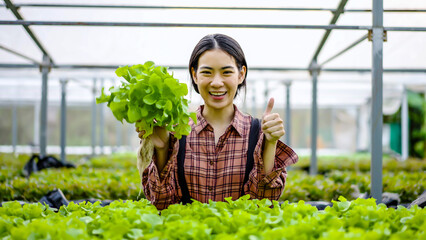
left=137, top=33, right=298, bottom=210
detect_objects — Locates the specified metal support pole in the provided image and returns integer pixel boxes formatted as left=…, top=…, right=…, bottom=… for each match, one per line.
left=264, top=80, right=269, bottom=113
left=60, top=79, right=67, bottom=163
left=12, top=103, right=17, bottom=154
left=356, top=106, right=361, bottom=151
left=33, top=102, right=40, bottom=148
left=116, top=121, right=122, bottom=151
left=242, top=85, right=248, bottom=114
left=127, top=123, right=133, bottom=151
left=310, top=61, right=320, bottom=175
left=284, top=82, right=292, bottom=146
left=401, top=85, right=409, bottom=160
left=371, top=0, right=384, bottom=203
left=99, top=78, right=105, bottom=155
left=365, top=97, right=372, bottom=153
left=39, top=54, right=50, bottom=158
left=331, top=108, right=336, bottom=147
left=91, top=78, right=97, bottom=156
left=251, top=87, right=257, bottom=118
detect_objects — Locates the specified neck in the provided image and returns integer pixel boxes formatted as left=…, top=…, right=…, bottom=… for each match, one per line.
left=202, top=104, right=235, bottom=126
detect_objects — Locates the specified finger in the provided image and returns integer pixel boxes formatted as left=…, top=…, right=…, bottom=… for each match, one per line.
left=138, top=130, right=146, bottom=139
left=269, top=129, right=285, bottom=138
left=263, top=124, right=284, bottom=134
left=262, top=115, right=282, bottom=126
left=263, top=98, right=275, bottom=117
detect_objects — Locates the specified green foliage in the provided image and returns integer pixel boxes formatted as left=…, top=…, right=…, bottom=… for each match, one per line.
left=0, top=154, right=142, bottom=202
left=282, top=170, right=425, bottom=203
left=0, top=167, right=141, bottom=202
left=294, top=154, right=426, bottom=173
left=0, top=197, right=424, bottom=239
left=96, top=61, right=197, bottom=139
left=384, top=91, right=426, bottom=158
left=1, top=154, right=424, bottom=203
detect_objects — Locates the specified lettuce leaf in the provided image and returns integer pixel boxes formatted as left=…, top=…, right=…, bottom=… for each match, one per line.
left=96, top=61, right=196, bottom=139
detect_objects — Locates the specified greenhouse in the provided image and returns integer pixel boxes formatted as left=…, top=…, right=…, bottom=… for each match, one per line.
left=0, top=0, right=425, bottom=239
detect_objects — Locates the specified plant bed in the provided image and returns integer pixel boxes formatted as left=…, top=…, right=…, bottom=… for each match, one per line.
left=0, top=196, right=424, bottom=239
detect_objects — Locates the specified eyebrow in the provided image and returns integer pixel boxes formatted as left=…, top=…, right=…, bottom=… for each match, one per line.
left=199, top=66, right=235, bottom=70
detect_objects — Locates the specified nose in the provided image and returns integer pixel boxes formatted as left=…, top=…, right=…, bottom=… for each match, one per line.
left=210, top=74, right=224, bottom=88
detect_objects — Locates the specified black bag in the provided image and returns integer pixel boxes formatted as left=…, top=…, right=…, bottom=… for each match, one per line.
left=23, top=154, right=76, bottom=177
left=39, top=189, right=69, bottom=209
left=409, top=190, right=426, bottom=208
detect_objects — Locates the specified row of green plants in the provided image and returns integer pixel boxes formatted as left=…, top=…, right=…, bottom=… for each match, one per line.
left=1, top=166, right=424, bottom=203
left=0, top=168, right=141, bottom=202
left=1, top=196, right=424, bottom=239
left=0, top=153, right=135, bottom=172
left=1, top=153, right=424, bottom=203
left=2, top=153, right=425, bottom=175
left=294, top=153, right=426, bottom=173
left=282, top=170, right=425, bottom=203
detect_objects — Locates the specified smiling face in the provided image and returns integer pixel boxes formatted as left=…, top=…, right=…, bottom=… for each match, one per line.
left=192, top=49, right=246, bottom=113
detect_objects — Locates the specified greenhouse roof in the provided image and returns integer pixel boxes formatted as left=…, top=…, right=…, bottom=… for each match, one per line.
left=0, top=0, right=425, bottom=107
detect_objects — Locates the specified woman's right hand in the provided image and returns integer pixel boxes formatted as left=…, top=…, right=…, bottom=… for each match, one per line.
left=136, top=126, right=170, bottom=150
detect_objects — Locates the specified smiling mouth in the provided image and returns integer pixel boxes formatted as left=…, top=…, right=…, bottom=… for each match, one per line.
left=209, top=91, right=227, bottom=96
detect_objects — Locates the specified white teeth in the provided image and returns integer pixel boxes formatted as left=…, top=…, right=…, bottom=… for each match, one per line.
left=210, top=92, right=226, bottom=96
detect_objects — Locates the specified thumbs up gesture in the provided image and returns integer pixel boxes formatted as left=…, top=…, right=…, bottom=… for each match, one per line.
left=262, top=98, right=285, bottom=143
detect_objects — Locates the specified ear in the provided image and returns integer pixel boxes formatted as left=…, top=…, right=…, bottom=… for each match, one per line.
left=238, top=65, right=247, bottom=85
left=191, top=67, right=198, bottom=84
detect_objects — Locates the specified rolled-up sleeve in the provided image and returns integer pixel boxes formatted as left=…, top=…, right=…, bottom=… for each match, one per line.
left=246, top=133, right=298, bottom=200
left=140, top=136, right=181, bottom=210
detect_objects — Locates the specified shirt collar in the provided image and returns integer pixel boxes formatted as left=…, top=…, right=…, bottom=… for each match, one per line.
left=193, top=105, right=246, bottom=137
left=194, top=106, right=209, bottom=134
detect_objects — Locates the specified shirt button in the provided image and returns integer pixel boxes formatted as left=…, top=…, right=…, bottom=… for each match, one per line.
left=209, top=161, right=214, bottom=165
left=208, top=186, right=213, bottom=191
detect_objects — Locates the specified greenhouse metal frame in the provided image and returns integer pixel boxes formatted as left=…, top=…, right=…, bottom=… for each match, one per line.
left=1, top=0, right=426, bottom=203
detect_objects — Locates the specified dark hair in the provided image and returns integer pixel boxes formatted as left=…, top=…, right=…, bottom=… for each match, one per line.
left=189, top=34, right=248, bottom=98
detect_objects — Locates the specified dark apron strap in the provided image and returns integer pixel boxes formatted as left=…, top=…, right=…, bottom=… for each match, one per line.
left=241, top=117, right=261, bottom=197
left=177, top=117, right=261, bottom=204
left=177, top=135, right=192, bottom=204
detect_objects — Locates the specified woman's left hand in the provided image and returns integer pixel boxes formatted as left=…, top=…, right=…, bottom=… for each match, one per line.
left=261, top=98, right=285, bottom=143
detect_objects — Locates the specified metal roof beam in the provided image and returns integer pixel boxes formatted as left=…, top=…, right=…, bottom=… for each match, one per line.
left=1, top=63, right=426, bottom=73
left=310, top=0, right=349, bottom=66
left=319, top=34, right=368, bottom=67
left=0, top=20, right=371, bottom=30
left=3, top=0, right=54, bottom=64
left=0, top=44, right=41, bottom=64
left=1, top=3, right=425, bottom=13
left=1, top=20, right=425, bottom=32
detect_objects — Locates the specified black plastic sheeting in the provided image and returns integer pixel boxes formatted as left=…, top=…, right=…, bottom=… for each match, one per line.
left=1, top=189, right=424, bottom=211
left=23, top=154, right=75, bottom=177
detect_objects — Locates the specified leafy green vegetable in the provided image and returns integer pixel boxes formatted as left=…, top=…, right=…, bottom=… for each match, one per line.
left=96, top=61, right=197, bottom=139
left=1, top=197, right=425, bottom=239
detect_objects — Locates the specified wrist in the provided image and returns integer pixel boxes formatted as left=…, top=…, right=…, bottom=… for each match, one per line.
left=264, top=139, right=278, bottom=147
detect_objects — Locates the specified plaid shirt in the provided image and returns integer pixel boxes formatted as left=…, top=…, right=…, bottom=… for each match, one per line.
left=141, top=105, right=298, bottom=210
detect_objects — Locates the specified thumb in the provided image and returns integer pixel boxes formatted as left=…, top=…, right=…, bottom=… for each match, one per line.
left=263, top=98, right=274, bottom=116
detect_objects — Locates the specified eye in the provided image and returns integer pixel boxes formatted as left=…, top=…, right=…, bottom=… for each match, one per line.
left=200, top=71, right=211, bottom=74
left=223, top=71, right=233, bottom=74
